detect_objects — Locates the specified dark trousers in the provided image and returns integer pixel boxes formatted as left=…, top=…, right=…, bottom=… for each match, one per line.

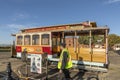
left=62, top=69, right=71, bottom=79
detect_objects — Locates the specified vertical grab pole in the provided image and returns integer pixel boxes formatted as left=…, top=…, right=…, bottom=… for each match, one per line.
left=23, top=34, right=24, bottom=46
left=106, top=29, right=108, bottom=64
left=89, top=30, right=92, bottom=62
left=74, top=31, right=77, bottom=53
left=31, top=34, right=32, bottom=46
left=62, top=31, right=64, bottom=43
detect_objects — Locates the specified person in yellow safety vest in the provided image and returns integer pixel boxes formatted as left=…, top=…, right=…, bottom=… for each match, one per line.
left=58, top=43, right=72, bottom=80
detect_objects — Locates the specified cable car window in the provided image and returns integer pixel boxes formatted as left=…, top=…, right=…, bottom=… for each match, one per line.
left=17, top=36, right=23, bottom=45
left=32, top=35, right=40, bottom=45
left=41, top=34, right=50, bottom=45
left=24, top=35, right=31, bottom=45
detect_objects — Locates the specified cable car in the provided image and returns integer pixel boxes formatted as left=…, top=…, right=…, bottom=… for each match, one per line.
left=13, top=21, right=109, bottom=72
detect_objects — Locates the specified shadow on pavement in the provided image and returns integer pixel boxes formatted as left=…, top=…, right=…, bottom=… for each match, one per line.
left=72, top=70, right=85, bottom=80
left=0, top=71, right=6, bottom=79
left=0, top=71, right=19, bottom=80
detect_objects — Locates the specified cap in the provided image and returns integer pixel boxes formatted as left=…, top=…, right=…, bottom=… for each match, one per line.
left=60, top=43, right=66, bottom=47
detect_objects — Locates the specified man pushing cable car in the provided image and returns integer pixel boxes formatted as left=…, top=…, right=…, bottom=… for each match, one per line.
left=58, top=43, right=73, bottom=80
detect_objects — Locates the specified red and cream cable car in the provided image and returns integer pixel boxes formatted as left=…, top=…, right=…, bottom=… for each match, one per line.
left=14, top=21, right=109, bottom=72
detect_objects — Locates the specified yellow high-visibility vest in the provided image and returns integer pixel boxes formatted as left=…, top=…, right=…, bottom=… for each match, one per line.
left=58, top=48, right=72, bottom=69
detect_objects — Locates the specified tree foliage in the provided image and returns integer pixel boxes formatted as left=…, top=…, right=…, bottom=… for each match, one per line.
left=78, top=35, right=104, bottom=45
left=78, top=34, right=120, bottom=48
left=92, top=35, right=104, bottom=44
left=108, top=34, right=120, bottom=47
left=78, top=36, right=89, bottom=45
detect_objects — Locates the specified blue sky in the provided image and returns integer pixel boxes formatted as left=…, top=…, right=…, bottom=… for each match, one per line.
left=0, top=0, right=120, bottom=44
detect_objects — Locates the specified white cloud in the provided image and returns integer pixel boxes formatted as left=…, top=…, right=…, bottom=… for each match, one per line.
left=12, top=13, right=30, bottom=21
left=7, top=24, right=27, bottom=29
left=0, top=23, right=38, bottom=44
left=107, top=0, right=120, bottom=4
left=8, top=24, right=37, bottom=33
left=11, top=12, right=39, bottom=21
left=0, top=24, right=37, bottom=33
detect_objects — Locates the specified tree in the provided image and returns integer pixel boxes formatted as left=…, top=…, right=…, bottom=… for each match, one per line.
left=78, top=36, right=89, bottom=45
left=78, top=35, right=104, bottom=45
left=92, top=35, right=104, bottom=44
left=108, top=34, right=120, bottom=47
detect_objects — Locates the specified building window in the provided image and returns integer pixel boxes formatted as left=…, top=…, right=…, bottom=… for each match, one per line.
left=41, top=34, right=50, bottom=45
left=32, top=35, right=40, bottom=45
left=17, top=36, right=23, bottom=45
left=24, top=35, right=31, bottom=45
